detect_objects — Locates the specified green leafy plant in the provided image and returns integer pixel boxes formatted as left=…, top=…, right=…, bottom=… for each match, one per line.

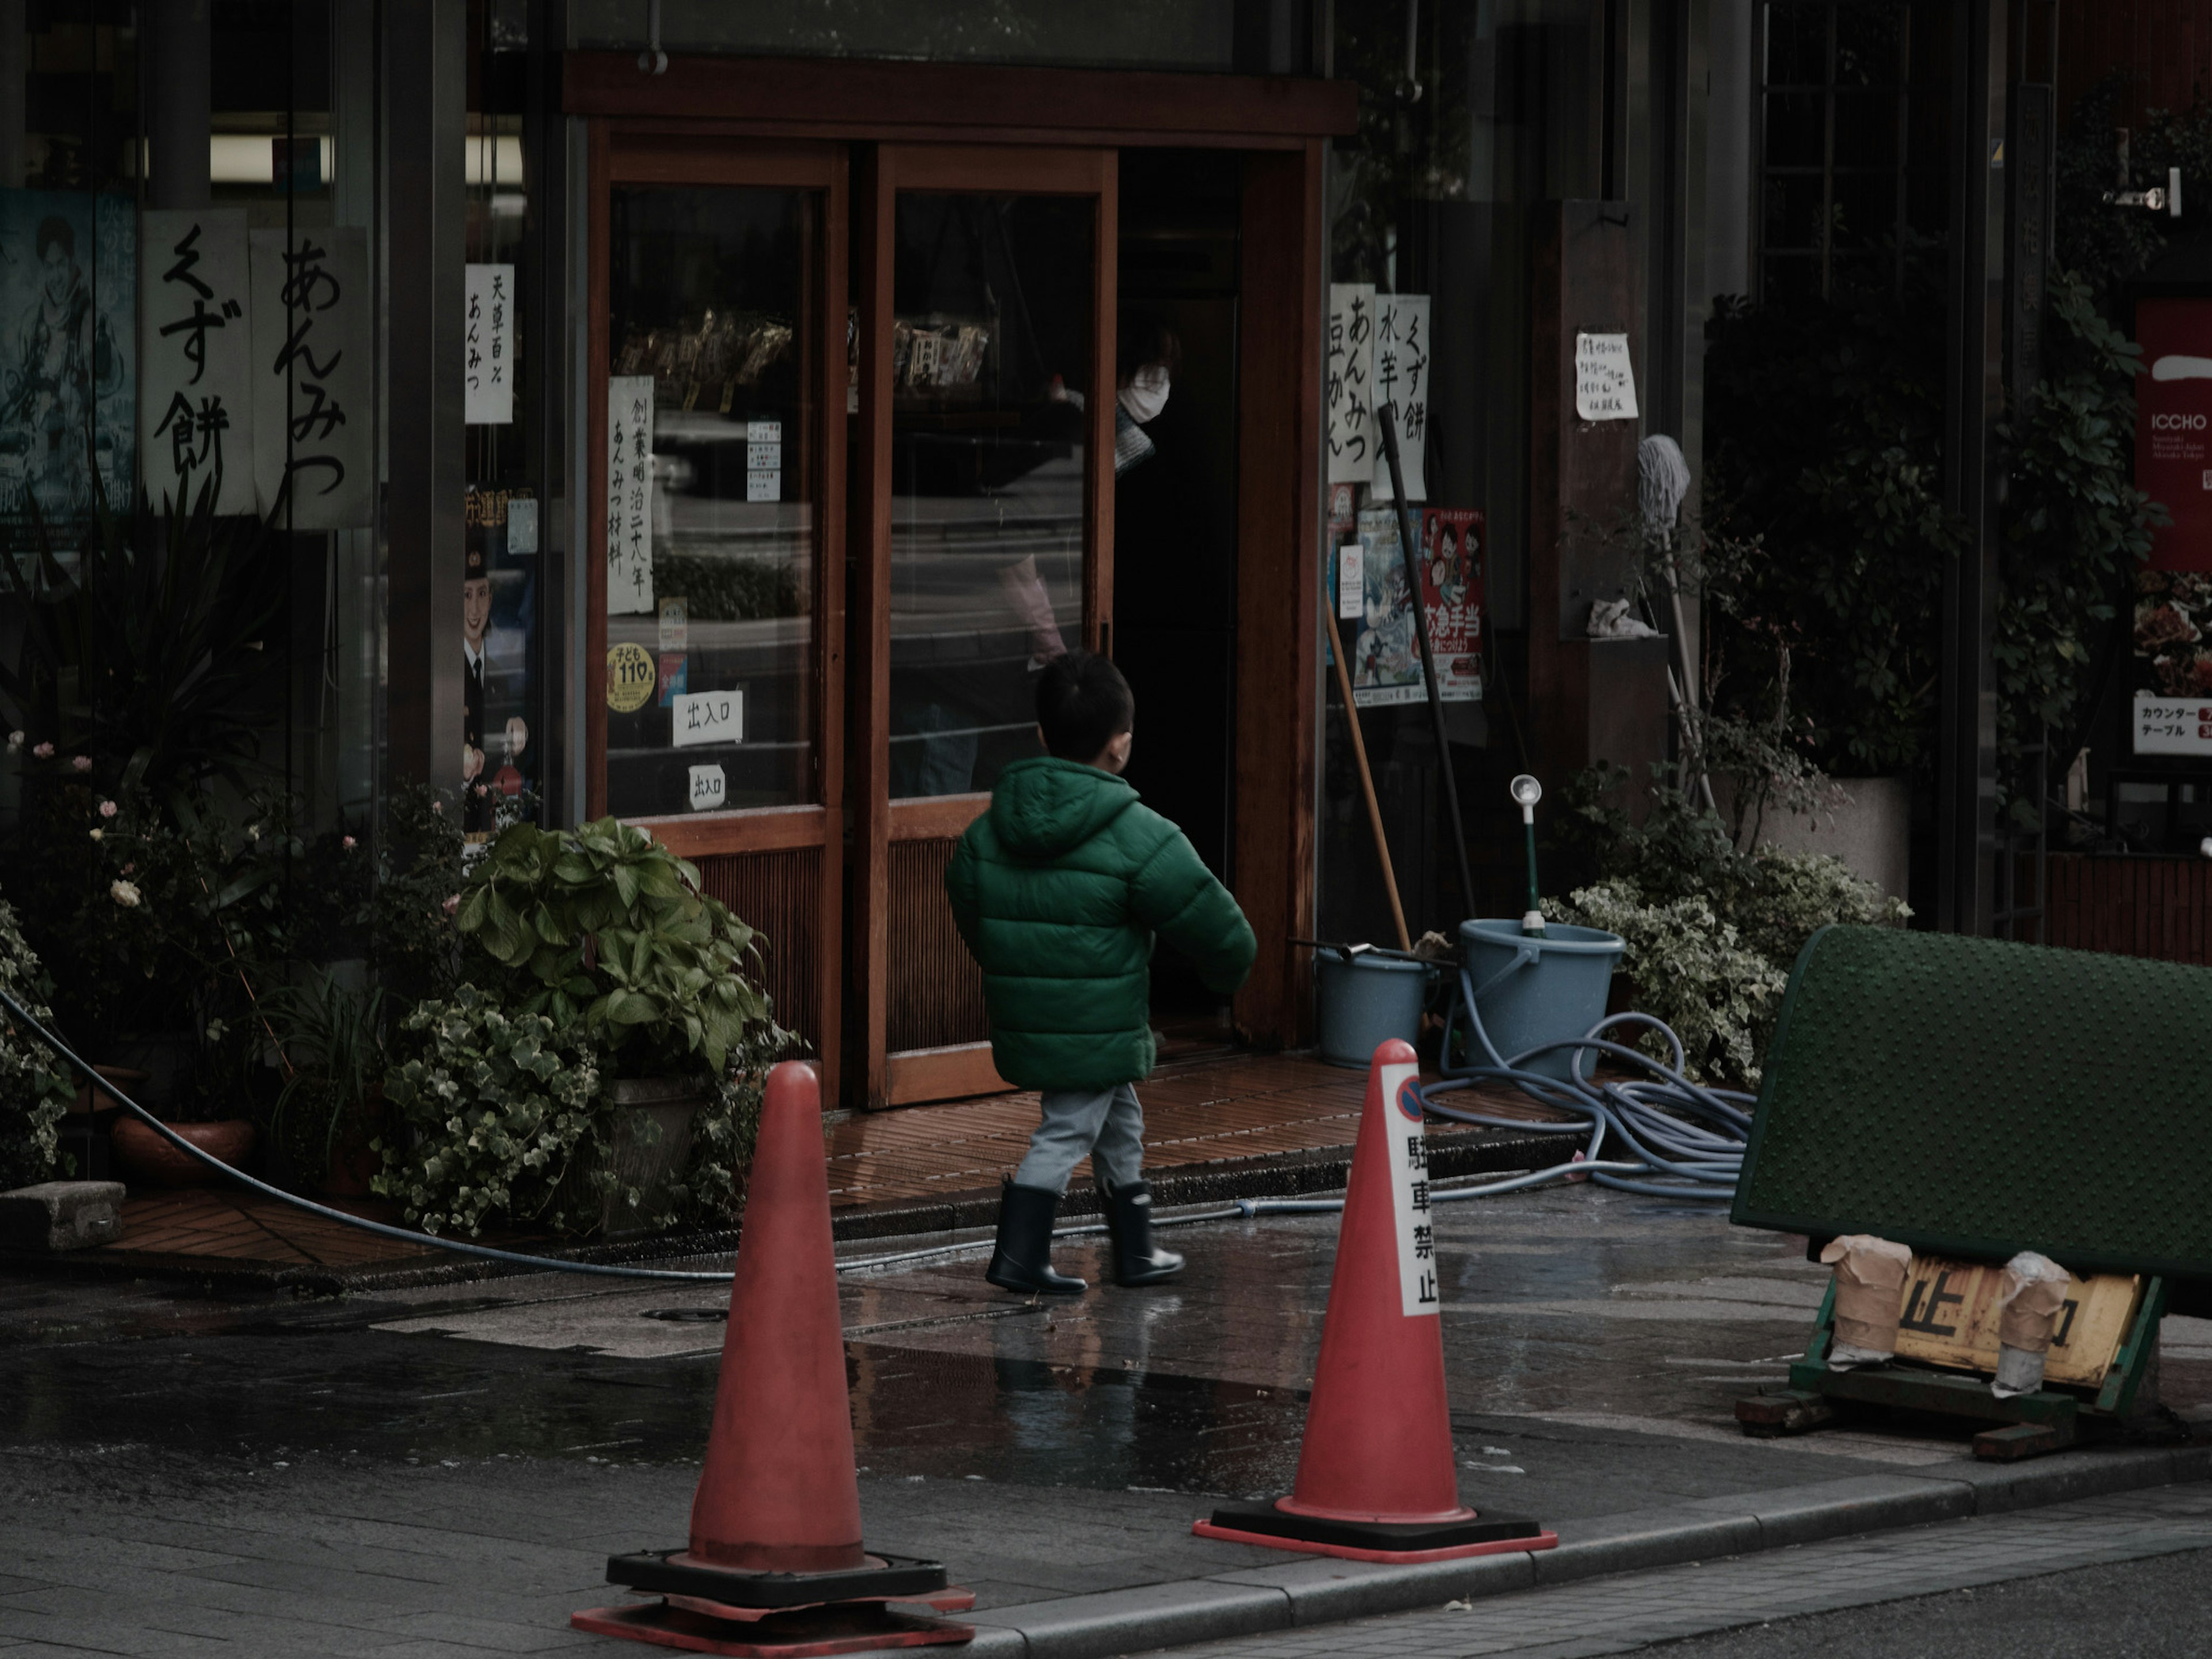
left=453, top=817, right=774, bottom=1078
left=264, top=968, right=385, bottom=1181
left=0, top=464, right=283, bottom=798
left=0, top=895, right=72, bottom=1188
left=376, top=984, right=606, bottom=1236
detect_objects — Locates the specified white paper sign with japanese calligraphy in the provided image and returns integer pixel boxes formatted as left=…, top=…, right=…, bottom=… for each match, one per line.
left=249, top=227, right=372, bottom=529
left=1327, top=282, right=1376, bottom=486
left=1574, top=332, right=1640, bottom=422
left=1370, top=293, right=1430, bottom=502
left=464, top=263, right=514, bottom=426
left=672, top=688, right=742, bottom=749
left=1379, top=1059, right=1440, bottom=1316
left=606, top=374, right=656, bottom=615
left=2133, top=692, right=2212, bottom=755
left=139, top=210, right=256, bottom=515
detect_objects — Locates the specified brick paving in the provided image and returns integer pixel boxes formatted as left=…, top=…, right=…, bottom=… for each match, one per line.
left=59, top=1054, right=1572, bottom=1279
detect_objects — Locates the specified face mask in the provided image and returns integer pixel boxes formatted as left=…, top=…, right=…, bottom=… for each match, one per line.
left=1118, top=365, right=1171, bottom=425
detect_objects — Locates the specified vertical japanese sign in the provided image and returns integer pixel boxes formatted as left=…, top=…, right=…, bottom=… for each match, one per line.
left=1380, top=1058, right=1439, bottom=1316
left=139, top=209, right=253, bottom=514
left=0, top=190, right=135, bottom=537
left=250, top=228, right=371, bottom=529
left=605, top=374, right=655, bottom=614
left=1325, top=282, right=1375, bottom=485
left=1370, top=294, right=1430, bottom=502
left=464, top=263, right=514, bottom=426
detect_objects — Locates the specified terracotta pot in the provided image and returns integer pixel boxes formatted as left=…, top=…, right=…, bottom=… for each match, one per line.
left=71, top=1065, right=147, bottom=1120
left=111, top=1118, right=259, bottom=1189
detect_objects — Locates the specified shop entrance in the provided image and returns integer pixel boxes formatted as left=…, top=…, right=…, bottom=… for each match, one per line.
left=1114, top=149, right=1243, bottom=1053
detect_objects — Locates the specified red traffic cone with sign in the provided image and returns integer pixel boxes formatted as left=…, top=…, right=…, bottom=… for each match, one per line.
left=1194, top=1039, right=1558, bottom=1562
left=575, top=1061, right=976, bottom=1656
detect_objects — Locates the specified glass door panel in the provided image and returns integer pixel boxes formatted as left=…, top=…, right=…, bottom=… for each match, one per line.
left=607, top=184, right=821, bottom=815
left=887, top=192, right=1093, bottom=799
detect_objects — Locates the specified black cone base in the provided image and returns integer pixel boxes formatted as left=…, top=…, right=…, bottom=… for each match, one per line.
left=1205, top=1501, right=1545, bottom=1554
left=607, top=1548, right=947, bottom=1609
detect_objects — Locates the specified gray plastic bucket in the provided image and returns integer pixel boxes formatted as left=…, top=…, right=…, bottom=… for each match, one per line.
left=1315, top=950, right=1432, bottom=1070
left=1457, top=919, right=1624, bottom=1080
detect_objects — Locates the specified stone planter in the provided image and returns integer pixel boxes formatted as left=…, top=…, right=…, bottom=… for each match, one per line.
left=111, top=1119, right=258, bottom=1188
left=1718, top=775, right=1912, bottom=904
left=599, top=1077, right=710, bottom=1237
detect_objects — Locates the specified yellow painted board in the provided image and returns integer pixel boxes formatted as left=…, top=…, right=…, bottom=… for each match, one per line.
left=1888, top=1256, right=2139, bottom=1387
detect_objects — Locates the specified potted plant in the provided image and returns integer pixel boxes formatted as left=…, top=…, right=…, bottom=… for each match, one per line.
left=378, top=816, right=786, bottom=1237
left=264, top=968, right=388, bottom=1198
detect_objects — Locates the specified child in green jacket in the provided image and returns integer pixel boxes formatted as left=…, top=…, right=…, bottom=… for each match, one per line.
left=945, top=650, right=1257, bottom=1294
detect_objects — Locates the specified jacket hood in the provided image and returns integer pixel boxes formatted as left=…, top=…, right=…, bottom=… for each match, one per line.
left=989, top=757, right=1139, bottom=859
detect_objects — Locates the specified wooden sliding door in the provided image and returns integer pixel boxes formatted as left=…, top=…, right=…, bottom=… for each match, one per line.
left=852, top=146, right=1118, bottom=1109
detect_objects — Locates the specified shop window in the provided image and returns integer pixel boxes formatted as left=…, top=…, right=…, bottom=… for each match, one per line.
left=1756, top=1, right=1946, bottom=301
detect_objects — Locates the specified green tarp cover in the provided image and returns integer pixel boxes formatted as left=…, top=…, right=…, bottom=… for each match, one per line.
left=1733, top=925, right=2212, bottom=1281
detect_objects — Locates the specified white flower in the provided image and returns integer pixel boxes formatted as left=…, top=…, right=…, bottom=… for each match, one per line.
left=110, top=880, right=142, bottom=908
left=68, top=755, right=90, bottom=772
left=97, top=798, right=118, bottom=819
left=88, top=829, right=102, bottom=842
left=5, top=731, right=20, bottom=750
left=245, top=823, right=261, bottom=841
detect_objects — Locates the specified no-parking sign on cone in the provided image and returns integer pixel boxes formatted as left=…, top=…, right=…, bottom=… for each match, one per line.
left=1194, top=1038, right=1559, bottom=1562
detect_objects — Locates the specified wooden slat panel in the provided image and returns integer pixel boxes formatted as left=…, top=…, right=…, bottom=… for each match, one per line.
left=889, top=793, right=990, bottom=842
left=886, top=836, right=990, bottom=1055
left=885, top=1042, right=1012, bottom=1108
left=635, top=804, right=830, bottom=857
left=696, top=846, right=823, bottom=1059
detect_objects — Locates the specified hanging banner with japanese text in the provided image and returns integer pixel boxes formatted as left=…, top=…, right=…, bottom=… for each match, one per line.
left=139, top=209, right=253, bottom=515
left=1325, top=282, right=1374, bottom=486
left=0, top=190, right=135, bottom=540
left=249, top=226, right=371, bottom=530
left=1369, top=293, right=1429, bottom=502
left=464, top=263, right=514, bottom=426
left=605, top=374, right=656, bottom=614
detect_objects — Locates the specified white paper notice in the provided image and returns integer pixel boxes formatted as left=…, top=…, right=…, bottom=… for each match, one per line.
left=747, top=418, right=782, bottom=502
left=1574, top=332, right=1640, bottom=422
left=658, top=597, right=688, bottom=652
left=1370, top=294, right=1431, bottom=502
left=607, top=375, right=655, bottom=615
left=464, top=263, right=514, bottom=425
left=140, top=210, right=256, bottom=515
left=2134, top=692, right=2212, bottom=755
left=505, top=496, right=537, bottom=554
left=687, top=763, right=728, bottom=812
left=250, top=227, right=373, bottom=529
left=1326, top=282, right=1376, bottom=485
left=1378, top=1059, right=1440, bottom=1317
left=671, top=688, right=743, bottom=748
left=1339, top=542, right=1365, bottom=620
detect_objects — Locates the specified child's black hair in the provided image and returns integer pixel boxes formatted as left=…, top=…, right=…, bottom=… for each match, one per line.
left=1036, top=650, right=1134, bottom=763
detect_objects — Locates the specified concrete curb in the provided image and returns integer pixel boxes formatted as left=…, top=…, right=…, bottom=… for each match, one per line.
left=955, top=1444, right=2212, bottom=1659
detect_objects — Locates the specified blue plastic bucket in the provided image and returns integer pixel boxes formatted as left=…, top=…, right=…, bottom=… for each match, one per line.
left=1456, top=919, right=1625, bottom=1080
left=1315, top=950, right=1432, bottom=1070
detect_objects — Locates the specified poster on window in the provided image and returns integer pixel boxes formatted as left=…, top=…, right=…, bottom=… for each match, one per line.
left=139, top=209, right=254, bottom=516
left=461, top=484, right=537, bottom=839
left=2137, top=298, right=2212, bottom=574
left=250, top=226, right=371, bottom=530
left=464, top=263, right=514, bottom=426
left=1369, top=294, right=1429, bottom=503
left=1326, top=282, right=1375, bottom=486
left=0, top=190, right=134, bottom=540
left=1346, top=505, right=1484, bottom=707
left=606, top=373, right=655, bottom=615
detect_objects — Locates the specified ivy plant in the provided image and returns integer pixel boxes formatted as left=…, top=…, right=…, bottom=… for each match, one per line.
left=0, top=895, right=71, bottom=1187
left=453, top=817, right=773, bottom=1079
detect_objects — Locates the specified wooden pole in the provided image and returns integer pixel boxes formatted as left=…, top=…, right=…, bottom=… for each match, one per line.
left=1322, top=592, right=1412, bottom=952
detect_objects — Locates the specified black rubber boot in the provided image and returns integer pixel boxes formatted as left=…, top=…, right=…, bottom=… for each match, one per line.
left=985, top=1181, right=1087, bottom=1295
left=1100, top=1178, right=1184, bottom=1286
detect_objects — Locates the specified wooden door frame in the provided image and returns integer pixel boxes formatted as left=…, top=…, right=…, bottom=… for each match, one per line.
left=586, top=132, right=850, bottom=1101
left=854, top=144, right=1118, bottom=1111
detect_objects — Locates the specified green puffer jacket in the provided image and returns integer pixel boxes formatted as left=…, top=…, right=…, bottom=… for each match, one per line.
left=945, top=757, right=1257, bottom=1091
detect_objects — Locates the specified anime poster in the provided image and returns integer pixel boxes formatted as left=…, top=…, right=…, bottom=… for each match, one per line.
left=1346, top=505, right=1484, bottom=707
left=0, top=191, right=134, bottom=537
left=462, top=484, right=537, bottom=838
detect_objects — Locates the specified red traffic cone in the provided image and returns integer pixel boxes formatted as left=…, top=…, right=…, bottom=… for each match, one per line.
left=575, top=1062, right=976, bottom=1654
left=1194, top=1039, right=1558, bottom=1562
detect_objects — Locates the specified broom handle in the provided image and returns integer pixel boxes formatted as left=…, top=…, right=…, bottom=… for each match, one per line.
left=1322, top=586, right=1414, bottom=953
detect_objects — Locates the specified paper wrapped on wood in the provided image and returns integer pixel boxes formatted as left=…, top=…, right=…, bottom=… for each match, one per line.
left=1991, top=1251, right=2074, bottom=1398
left=1821, top=1234, right=1913, bottom=1367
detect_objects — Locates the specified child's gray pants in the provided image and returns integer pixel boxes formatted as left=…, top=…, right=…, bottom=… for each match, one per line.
left=1013, top=1083, right=1145, bottom=1195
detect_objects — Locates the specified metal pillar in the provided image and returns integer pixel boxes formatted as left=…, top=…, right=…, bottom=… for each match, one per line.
left=384, top=0, right=468, bottom=796
left=143, top=0, right=213, bottom=210
left=1937, top=0, right=2008, bottom=935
